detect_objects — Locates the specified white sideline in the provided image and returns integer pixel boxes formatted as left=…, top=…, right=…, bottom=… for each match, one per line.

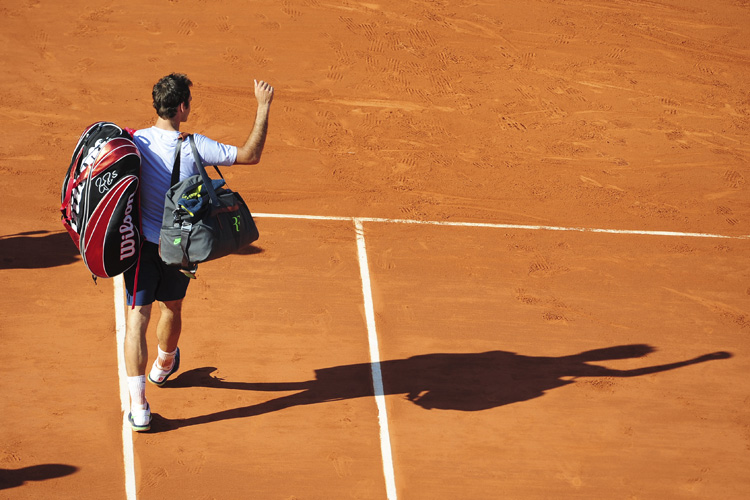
left=113, top=275, right=137, bottom=500
left=115, top=211, right=747, bottom=499
left=355, top=218, right=398, bottom=500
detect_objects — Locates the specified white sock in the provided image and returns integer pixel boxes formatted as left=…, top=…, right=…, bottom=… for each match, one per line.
left=157, top=346, right=177, bottom=370
left=128, top=375, right=147, bottom=410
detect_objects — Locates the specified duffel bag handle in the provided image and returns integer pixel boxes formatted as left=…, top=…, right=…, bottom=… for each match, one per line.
left=186, top=135, right=225, bottom=209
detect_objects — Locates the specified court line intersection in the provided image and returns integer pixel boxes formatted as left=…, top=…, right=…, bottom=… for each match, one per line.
left=114, top=212, right=748, bottom=499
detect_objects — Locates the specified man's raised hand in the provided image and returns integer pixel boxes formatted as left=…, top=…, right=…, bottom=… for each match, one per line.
left=254, top=79, right=274, bottom=106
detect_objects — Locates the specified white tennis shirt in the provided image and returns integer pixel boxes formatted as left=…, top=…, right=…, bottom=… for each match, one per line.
left=133, top=127, right=237, bottom=243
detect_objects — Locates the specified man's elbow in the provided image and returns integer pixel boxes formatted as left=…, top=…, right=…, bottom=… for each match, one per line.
left=235, top=150, right=261, bottom=165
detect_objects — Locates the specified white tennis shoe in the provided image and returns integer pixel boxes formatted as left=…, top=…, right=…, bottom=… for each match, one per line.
left=148, top=348, right=181, bottom=387
left=129, top=404, right=151, bottom=432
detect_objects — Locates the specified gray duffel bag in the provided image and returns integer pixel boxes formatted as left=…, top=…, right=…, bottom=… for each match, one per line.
left=159, top=135, right=259, bottom=271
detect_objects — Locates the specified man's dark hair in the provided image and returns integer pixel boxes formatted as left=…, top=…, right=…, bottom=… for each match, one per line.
left=152, top=73, right=193, bottom=119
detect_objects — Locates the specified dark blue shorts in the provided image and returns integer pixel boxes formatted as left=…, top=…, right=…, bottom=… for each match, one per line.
left=124, top=242, right=191, bottom=306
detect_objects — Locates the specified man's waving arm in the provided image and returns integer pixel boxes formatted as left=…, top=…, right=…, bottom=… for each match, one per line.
left=234, top=79, right=274, bottom=165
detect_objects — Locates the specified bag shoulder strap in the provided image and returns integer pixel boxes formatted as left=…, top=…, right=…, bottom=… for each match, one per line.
left=170, top=132, right=191, bottom=187
left=186, top=135, right=223, bottom=208
left=187, top=134, right=225, bottom=179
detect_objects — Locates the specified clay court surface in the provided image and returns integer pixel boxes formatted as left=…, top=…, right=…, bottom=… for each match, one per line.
left=2, top=0, right=750, bottom=498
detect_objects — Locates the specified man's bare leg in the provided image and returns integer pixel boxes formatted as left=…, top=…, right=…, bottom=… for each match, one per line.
left=125, top=304, right=153, bottom=430
left=125, top=304, right=152, bottom=377
left=150, top=299, right=183, bottom=377
left=156, top=299, right=182, bottom=354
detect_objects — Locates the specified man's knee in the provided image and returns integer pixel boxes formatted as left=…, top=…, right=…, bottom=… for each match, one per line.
left=158, top=299, right=183, bottom=316
left=126, top=305, right=152, bottom=338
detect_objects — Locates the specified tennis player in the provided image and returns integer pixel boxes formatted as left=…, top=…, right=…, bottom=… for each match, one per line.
left=124, top=73, right=274, bottom=431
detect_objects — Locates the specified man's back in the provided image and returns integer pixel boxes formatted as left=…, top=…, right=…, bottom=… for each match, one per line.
left=134, top=127, right=237, bottom=243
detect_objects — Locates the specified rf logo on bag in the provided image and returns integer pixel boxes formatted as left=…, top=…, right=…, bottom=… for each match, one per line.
left=232, top=216, right=241, bottom=232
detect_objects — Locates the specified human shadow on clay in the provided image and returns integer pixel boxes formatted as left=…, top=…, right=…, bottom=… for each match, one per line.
left=0, top=230, right=79, bottom=270
left=149, top=345, right=731, bottom=432
left=0, top=463, right=78, bottom=490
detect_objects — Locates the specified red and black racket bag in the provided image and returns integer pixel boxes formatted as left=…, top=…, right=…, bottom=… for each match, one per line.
left=61, top=121, right=141, bottom=279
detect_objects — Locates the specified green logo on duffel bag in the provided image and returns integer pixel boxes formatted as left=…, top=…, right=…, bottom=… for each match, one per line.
left=232, top=216, right=241, bottom=232
left=173, top=237, right=181, bottom=245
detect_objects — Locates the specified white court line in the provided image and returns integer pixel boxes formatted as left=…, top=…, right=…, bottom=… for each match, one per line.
left=113, top=275, right=137, bottom=500
left=355, top=218, right=398, bottom=500
left=255, top=213, right=750, bottom=240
